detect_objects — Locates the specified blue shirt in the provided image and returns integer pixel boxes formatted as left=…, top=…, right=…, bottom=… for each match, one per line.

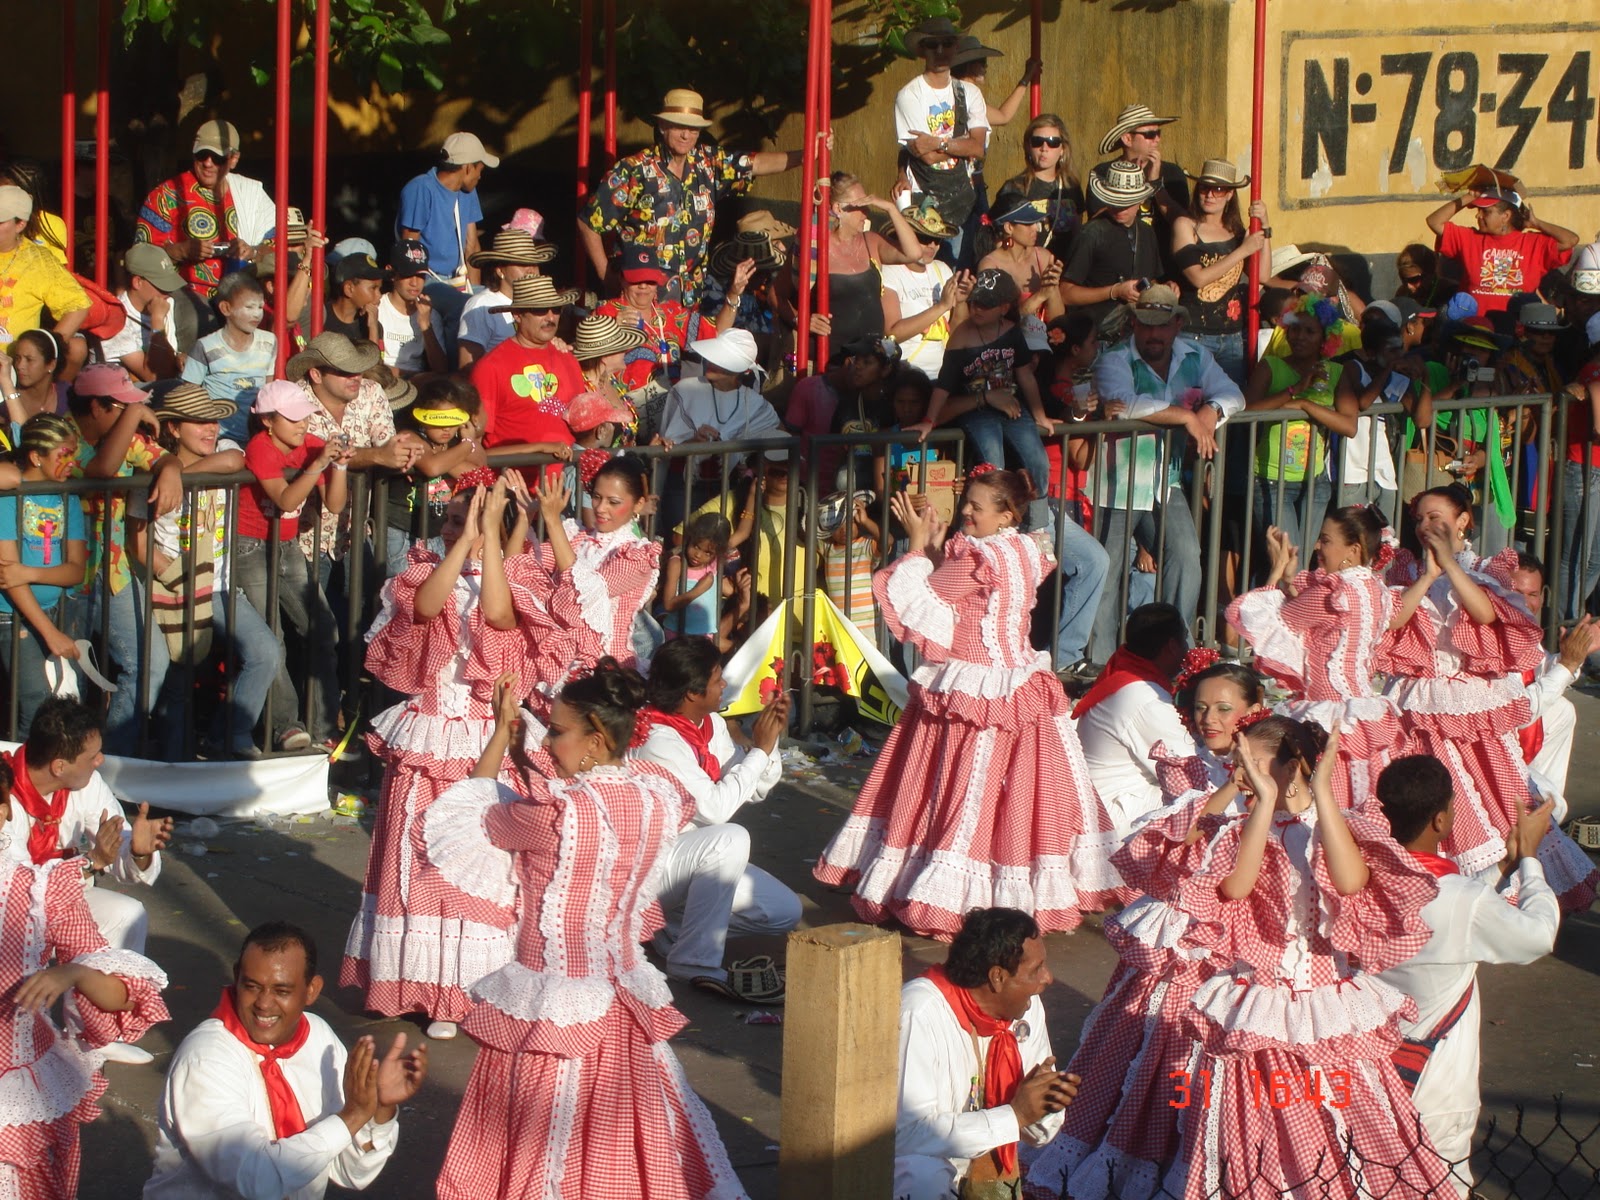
left=397, top=169, right=483, bottom=276
left=182, top=328, right=279, bottom=444
left=0, top=492, right=86, bottom=616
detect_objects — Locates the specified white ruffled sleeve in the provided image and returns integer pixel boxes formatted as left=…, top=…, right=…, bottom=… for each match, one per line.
left=423, top=779, right=520, bottom=907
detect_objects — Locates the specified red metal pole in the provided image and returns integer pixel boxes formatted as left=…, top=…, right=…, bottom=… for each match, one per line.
left=602, top=0, right=617, bottom=166
left=793, top=0, right=822, bottom=377
left=814, top=0, right=832, bottom=370
left=1245, top=0, right=1267, bottom=362
left=1029, top=0, right=1043, bottom=120
left=273, top=0, right=292, bottom=376
left=310, top=0, right=330, bottom=336
left=94, top=0, right=111, bottom=287
left=60, top=2, right=76, bottom=273
left=575, top=0, right=592, bottom=291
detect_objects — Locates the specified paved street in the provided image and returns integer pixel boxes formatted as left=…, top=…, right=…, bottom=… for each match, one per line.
left=81, top=692, right=1600, bottom=1199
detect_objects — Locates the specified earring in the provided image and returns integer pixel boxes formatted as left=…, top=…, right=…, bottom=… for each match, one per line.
left=578, top=753, right=593, bottom=771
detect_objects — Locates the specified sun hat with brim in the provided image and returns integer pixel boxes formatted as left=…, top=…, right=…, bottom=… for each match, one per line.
left=1186, top=158, right=1251, bottom=189
left=0, top=185, right=33, bottom=224
left=413, top=406, right=471, bottom=428
left=156, top=382, right=237, bottom=423
left=566, top=391, right=632, bottom=434
left=1088, top=161, right=1157, bottom=210
left=1518, top=302, right=1566, bottom=332
left=899, top=198, right=957, bottom=240
left=1451, top=316, right=1503, bottom=351
left=708, top=231, right=789, bottom=276
left=285, top=331, right=382, bottom=382
left=254, top=380, right=318, bottom=421
left=950, top=36, right=1002, bottom=68
left=737, top=211, right=797, bottom=241
left=905, top=17, right=961, bottom=54
left=654, top=88, right=713, bottom=129
left=1129, top=283, right=1189, bottom=326
left=573, top=314, right=649, bottom=361
left=816, top=490, right=876, bottom=535
left=384, top=375, right=418, bottom=411
left=692, top=329, right=764, bottom=378
left=1270, top=245, right=1315, bottom=277
left=990, top=199, right=1048, bottom=227
left=1098, top=104, right=1178, bottom=157
left=490, top=276, right=578, bottom=313
left=74, top=363, right=150, bottom=405
left=468, top=228, right=557, bottom=268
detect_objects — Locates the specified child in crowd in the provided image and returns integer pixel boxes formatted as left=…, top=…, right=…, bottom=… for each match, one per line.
left=236, top=380, right=352, bottom=751
left=659, top=511, right=736, bottom=642
left=874, top=367, right=936, bottom=496
left=388, top=377, right=488, bottom=559
left=567, top=392, right=633, bottom=527
left=1045, top=311, right=1099, bottom=525
left=0, top=414, right=86, bottom=733
left=820, top=491, right=882, bottom=637
left=181, top=271, right=278, bottom=444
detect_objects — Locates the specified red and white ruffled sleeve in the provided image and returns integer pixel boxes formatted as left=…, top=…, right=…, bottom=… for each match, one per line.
left=873, top=539, right=987, bottom=662
left=1443, top=551, right=1545, bottom=675
left=423, top=778, right=525, bottom=908
left=46, top=865, right=169, bottom=1048
left=1227, top=580, right=1308, bottom=691
left=558, top=534, right=662, bottom=648
left=364, top=547, right=460, bottom=695
left=466, top=551, right=561, bottom=688
left=1313, top=804, right=1440, bottom=974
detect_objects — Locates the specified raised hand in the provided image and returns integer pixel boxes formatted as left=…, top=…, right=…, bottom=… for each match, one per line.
left=889, top=491, right=928, bottom=551
left=375, top=1032, right=429, bottom=1108
left=129, top=803, right=173, bottom=860
left=92, top=809, right=124, bottom=871
left=534, top=474, right=570, bottom=520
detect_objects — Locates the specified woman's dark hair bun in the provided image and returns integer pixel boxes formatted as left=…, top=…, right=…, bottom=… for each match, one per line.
left=587, top=656, right=648, bottom=710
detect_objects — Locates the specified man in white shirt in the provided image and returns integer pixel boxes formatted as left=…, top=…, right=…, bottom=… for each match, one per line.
left=894, top=17, right=990, bottom=264
left=661, top=329, right=785, bottom=447
left=1073, top=603, right=1197, bottom=838
left=147, top=922, right=426, bottom=1200
left=630, top=637, right=798, bottom=1003
left=1506, top=553, right=1597, bottom=801
left=375, top=239, right=445, bottom=377
left=1374, top=757, right=1559, bottom=1198
left=896, top=907, right=1076, bottom=1199
left=1089, top=285, right=1244, bottom=660
left=5, top=697, right=173, bottom=1063
left=103, top=244, right=187, bottom=381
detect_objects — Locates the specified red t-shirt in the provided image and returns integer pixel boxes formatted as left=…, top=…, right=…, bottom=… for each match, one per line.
left=1437, top=224, right=1570, bottom=315
left=1567, top=362, right=1600, bottom=468
left=242, top=432, right=328, bottom=541
left=472, top=337, right=585, bottom=448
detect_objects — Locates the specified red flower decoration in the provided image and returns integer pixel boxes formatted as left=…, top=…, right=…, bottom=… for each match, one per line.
left=968, top=462, right=998, bottom=479
left=1171, top=646, right=1221, bottom=697
left=1235, top=708, right=1271, bottom=733
left=452, top=466, right=498, bottom=496
left=579, top=448, right=611, bottom=489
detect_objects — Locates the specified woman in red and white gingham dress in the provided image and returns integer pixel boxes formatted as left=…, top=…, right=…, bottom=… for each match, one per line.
left=1382, top=487, right=1598, bottom=912
left=426, top=664, right=746, bottom=1200
left=341, top=480, right=530, bottom=1037
left=0, top=850, right=169, bottom=1200
left=1160, top=715, right=1450, bottom=1200
left=813, top=469, right=1124, bottom=940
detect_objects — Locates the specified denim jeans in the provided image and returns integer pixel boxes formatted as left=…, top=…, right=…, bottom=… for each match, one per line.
left=955, top=407, right=1054, bottom=530
left=234, top=537, right=340, bottom=742
left=154, top=586, right=286, bottom=759
left=72, top=582, right=170, bottom=757
left=1187, top=330, right=1247, bottom=389
left=1253, top=475, right=1332, bottom=561
left=1090, top=487, right=1202, bottom=662
left=1336, top=482, right=1400, bottom=527
left=1052, top=516, right=1110, bottom=667
left=1562, top=460, right=1600, bottom=620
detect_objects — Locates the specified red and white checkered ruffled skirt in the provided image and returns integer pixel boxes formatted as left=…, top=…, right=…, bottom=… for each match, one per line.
left=437, top=1004, right=748, bottom=1200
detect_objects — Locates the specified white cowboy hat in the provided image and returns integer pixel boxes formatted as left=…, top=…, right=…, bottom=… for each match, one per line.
left=691, top=329, right=764, bottom=378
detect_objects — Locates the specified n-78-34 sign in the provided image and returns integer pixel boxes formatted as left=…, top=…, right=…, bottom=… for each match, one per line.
left=1281, top=25, right=1600, bottom=207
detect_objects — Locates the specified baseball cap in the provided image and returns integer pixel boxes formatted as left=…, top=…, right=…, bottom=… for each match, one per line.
left=326, top=237, right=377, bottom=267
left=1469, top=185, right=1522, bottom=210
left=565, top=391, right=631, bottom=434
left=0, top=185, right=32, bottom=224
left=193, top=120, right=241, bottom=157
left=389, top=239, right=430, bottom=279
left=620, top=246, right=667, bottom=286
left=254, top=380, right=318, bottom=421
left=123, top=243, right=187, bottom=294
left=335, top=252, right=386, bottom=284
left=442, top=132, right=500, bottom=169
left=74, top=363, right=150, bottom=405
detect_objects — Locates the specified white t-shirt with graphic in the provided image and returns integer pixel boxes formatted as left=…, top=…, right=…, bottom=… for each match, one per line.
left=880, top=261, right=953, bottom=380
left=893, top=76, right=989, bottom=175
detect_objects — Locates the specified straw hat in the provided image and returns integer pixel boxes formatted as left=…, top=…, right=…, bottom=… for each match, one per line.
left=285, top=331, right=382, bottom=382
left=736, top=211, right=796, bottom=240
left=573, top=314, right=648, bottom=361
left=489, top=276, right=579, bottom=313
left=1088, top=160, right=1157, bottom=210
left=156, top=381, right=237, bottom=423
left=384, top=374, right=418, bottom=411
left=1098, top=104, right=1178, bottom=156
left=709, top=231, right=788, bottom=276
left=1269, top=245, right=1316, bottom=277
left=1185, top=159, right=1251, bottom=190
left=1128, top=282, right=1189, bottom=326
left=468, top=228, right=557, bottom=268
left=654, top=88, right=713, bottom=129
left=899, top=198, right=957, bottom=240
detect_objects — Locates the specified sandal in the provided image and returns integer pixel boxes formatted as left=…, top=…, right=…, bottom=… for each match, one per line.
left=727, top=955, right=786, bottom=1006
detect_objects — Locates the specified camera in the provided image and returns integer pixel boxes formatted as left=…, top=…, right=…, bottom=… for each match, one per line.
left=1135, top=278, right=1152, bottom=293
left=1462, top=365, right=1496, bottom=384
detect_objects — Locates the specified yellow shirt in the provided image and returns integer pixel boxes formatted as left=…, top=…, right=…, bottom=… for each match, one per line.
left=0, top=240, right=88, bottom=342
left=679, top=493, right=812, bottom=609
left=29, top=213, right=70, bottom=266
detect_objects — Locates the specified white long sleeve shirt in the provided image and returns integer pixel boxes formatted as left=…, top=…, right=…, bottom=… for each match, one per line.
left=1076, top=681, right=1199, bottom=840
left=660, top=379, right=785, bottom=448
left=145, top=1012, right=399, bottom=1200
left=630, top=715, right=780, bottom=827
left=896, top=979, right=1060, bottom=1197
left=4, top=768, right=160, bottom=886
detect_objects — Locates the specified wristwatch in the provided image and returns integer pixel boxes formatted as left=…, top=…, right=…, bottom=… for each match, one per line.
left=1204, top=400, right=1227, bottom=419
left=938, top=138, right=950, bottom=154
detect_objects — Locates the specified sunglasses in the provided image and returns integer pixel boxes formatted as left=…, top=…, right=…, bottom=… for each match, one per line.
left=1028, top=135, right=1064, bottom=148
left=1132, top=128, right=1164, bottom=139
left=1197, top=183, right=1234, bottom=195
left=319, top=367, right=362, bottom=379
left=519, top=306, right=561, bottom=316
left=194, top=150, right=227, bottom=165
left=1400, top=275, right=1424, bottom=286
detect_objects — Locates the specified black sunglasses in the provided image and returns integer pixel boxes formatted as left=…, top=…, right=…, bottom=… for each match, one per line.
left=924, top=37, right=958, bottom=49
left=519, top=306, right=561, bottom=316
left=194, top=150, right=227, bottom=165
left=1028, top=136, right=1064, bottom=148
left=1132, top=128, right=1164, bottom=138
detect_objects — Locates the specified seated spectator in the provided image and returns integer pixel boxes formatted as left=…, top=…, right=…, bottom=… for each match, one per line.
left=0, top=414, right=85, bottom=732
left=699, top=211, right=794, bottom=369
left=1395, top=242, right=1456, bottom=313
left=1073, top=602, right=1196, bottom=838
left=457, top=228, right=555, bottom=368
left=102, top=243, right=188, bottom=381
left=1058, top=162, right=1161, bottom=331
left=0, top=159, right=70, bottom=264
left=993, top=113, right=1086, bottom=257
left=819, top=490, right=882, bottom=636
left=469, top=276, right=585, bottom=457
left=188, top=121, right=278, bottom=246
left=660, top=328, right=785, bottom=465
left=1090, top=284, right=1243, bottom=655
left=880, top=202, right=967, bottom=382
left=182, top=270, right=277, bottom=444
left=785, top=334, right=900, bottom=488
left=1506, top=554, right=1596, bottom=798
left=1373, top=757, right=1559, bottom=1199
left=323, top=251, right=385, bottom=346
left=659, top=512, right=738, bottom=643
left=595, top=248, right=728, bottom=407
left=0, top=329, right=70, bottom=444
left=375, top=240, right=445, bottom=378
left=144, top=382, right=284, bottom=760
left=134, top=124, right=246, bottom=300
left=0, top=184, right=90, bottom=351
left=895, top=907, right=1074, bottom=1198
left=1498, top=301, right=1569, bottom=395
left=572, top=314, right=650, bottom=444
left=1426, top=182, right=1577, bottom=325
left=629, top=638, right=797, bottom=1003
left=237, top=381, right=352, bottom=751
left=975, top=198, right=1063, bottom=325
left=146, top=921, right=426, bottom=1199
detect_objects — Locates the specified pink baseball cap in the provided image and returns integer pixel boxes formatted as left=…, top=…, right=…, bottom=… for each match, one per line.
left=254, top=380, right=318, bottom=421
left=73, top=362, right=149, bottom=405
left=565, top=391, right=631, bottom=434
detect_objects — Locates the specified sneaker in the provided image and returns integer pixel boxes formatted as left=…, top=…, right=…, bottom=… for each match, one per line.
left=99, top=1042, right=154, bottom=1065
left=277, top=727, right=313, bottom=752
left=1055, top=658, right=1100, bottom=685
left=425, top=1020, right=458, bottom=1040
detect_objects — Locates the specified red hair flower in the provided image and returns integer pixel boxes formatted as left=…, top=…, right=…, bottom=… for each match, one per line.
left=968, top=462, right=998, bottom=479
left=1234, top=708, right=1271, bottom=734
left=452, top=466, right=498, bottom=496
left=1171, top=646, right=1221, bottom=697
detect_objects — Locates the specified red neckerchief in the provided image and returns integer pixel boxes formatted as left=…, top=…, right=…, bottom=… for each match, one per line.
left=210, top=987, right=312, bottom=1140
left=1072, top=648, right=1171, bottom=721
left=637, top=706, right=721, bottom=782
left=1407, top=849, right=1460, bottom=878
left=5, top=747, right=72, bottom=865
left=925, top=964, right=1024, bottom=1175
left=1517, top=667, right=1544, bottom=763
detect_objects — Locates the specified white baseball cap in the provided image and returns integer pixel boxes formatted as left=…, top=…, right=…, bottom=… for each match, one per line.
left=442, top=132, right=500, bottom=168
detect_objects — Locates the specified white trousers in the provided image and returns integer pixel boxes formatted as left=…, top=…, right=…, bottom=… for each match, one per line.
left=1529, top=693, right=1576, bottom=800
left=651, top=823, right=801, bottom=978
left=894, top=1154, right=959, bottom=1200
left=85, top=883, right=150, bottom=953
